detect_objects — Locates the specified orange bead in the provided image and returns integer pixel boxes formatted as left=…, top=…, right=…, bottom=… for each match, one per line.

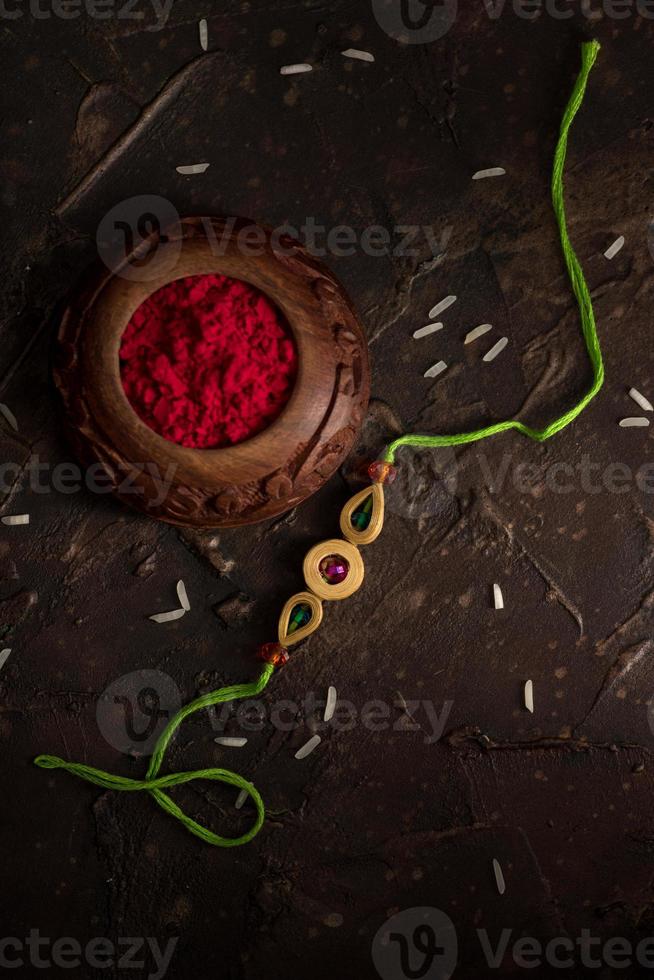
left=367, top=460, right=398, bottom=485
left=257, top=642, right=289, bottom=667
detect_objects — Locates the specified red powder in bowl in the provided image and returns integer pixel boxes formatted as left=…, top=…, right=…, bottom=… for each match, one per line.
left=119, top=273, right=297, bottom=449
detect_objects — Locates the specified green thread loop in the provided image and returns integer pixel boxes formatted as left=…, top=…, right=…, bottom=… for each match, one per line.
left=34, top=663, right=275, bottom=847
left=383, top=40, right=603, bottom=466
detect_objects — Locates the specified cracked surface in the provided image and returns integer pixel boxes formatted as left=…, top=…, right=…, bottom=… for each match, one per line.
left=2, top=5, right=654, bottom=979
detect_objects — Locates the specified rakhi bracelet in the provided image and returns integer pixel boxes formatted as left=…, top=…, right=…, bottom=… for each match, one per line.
left=35, top=40, right=603, bottom=848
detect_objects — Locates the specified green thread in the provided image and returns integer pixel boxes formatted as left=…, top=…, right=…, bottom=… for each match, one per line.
left=35, top=663, right=274, bottom=847
left=34, top=42, right=602, bottom=850
left=383, top=41, right=603, bottom=466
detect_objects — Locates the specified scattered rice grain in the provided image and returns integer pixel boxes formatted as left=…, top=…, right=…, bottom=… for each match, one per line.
left=0, top=404, right=18, bottom=430
left=604, top=236, right=625, bottom=260
left=2, top=514, right=29, bottom=525
left=176, top=163, right=210, bottom=175
left=235, top=789, right=248, bottom=809
left=149, top=608, right=185, bottom=623
left=177, top=579, right=190, bottom=611
left=0, top=648, right=10, bottom=672
left=214, top=737, right=248, bottom=747
left=413, top=322, right=443, bottom=339
left=198, top=18, right=208, bottom=50
left=493, top=858, right=506, bottom=895
left=424, top=360, right=447, bottom=380
left=428, top=295, right=456, bottom=319
left=493, top=583, right=504, bottom=610
left=629, top=387, right=653, bottom=413
left=524, top=680, right=534, bottom=714
left=341, top=48, right=375, bottom=62
left=473, top=168, right=506, bottom=180
left=619, top=417, right=650, bottom=428
left=295, top=734, right=321, bottom=760
left=465, top=323, right=492, bottom=345
left=483, top=337, right=508, bottom=363
left=280, top=63, right=313, bottom=75
left=324, top=686, right=337, bottom=722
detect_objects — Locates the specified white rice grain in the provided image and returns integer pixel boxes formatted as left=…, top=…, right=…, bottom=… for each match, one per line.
left=493, top=858, right=506, bottom=895
left=483, top=337, right=508, bottom=363
left=199, top=18, right=208, bottom=50
left=0, top=404, right=18, bottom=430
left=524, top=680, right=534, bottom=714
left=0, top=648, right=10, bottom=672
left=177, top=579, right=190, bottom=611
left=424, top=360, right=448, bottom=380
left=413, top=322, right=443, bottom=339
left=473, top=168, right=506, bottom=180
left=324, top=686, right=337, bottom=722
left=295, top=734, right=321, bottom=760
left=176, top=163, right=210, bottom=175
left=493, top=583, right=504, bottom=610
left=629, top=388, right=653, bottom=413
left=341, top=48, right=375, bottom=62
left=619, top=417, right=650, bottom=428
left=428, top=295, right=456, bottom=319
left=465, top=323, right=493, bottom=345
left=149, top=608, right=185, bottom=623
left=604, top=236, right=625, bottom=260
left=280, top=63, right=313, bottom=75
left=2, top=514, right=29, bottom=526
left=214, top=737, right=248, bottom=748
left=235, top=789, right=248, bottom=809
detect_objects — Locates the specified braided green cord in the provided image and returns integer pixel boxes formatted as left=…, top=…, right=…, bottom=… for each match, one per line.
left=35, top=663, right=274, bottom=847
left=383, top=40, right=603, bottom=466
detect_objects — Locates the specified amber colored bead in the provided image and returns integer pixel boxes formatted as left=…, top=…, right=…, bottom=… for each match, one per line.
left=367, top=460, right=398, bottom=485
left=257, top=642, right=289, bottom=667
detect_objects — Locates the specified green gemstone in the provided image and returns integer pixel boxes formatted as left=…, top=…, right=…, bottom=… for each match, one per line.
left=351, top=493, right=373, bottom=531
left=288, top=602, right=312, bottom=634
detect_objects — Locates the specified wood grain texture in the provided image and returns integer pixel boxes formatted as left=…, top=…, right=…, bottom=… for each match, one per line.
left=54, top=216, right=370, bottom=527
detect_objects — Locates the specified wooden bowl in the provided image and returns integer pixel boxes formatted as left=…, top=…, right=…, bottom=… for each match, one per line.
left=54, top=216, right=370, bottom=528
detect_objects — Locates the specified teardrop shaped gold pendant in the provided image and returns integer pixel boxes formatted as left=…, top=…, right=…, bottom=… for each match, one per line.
left=339, top=483, right=384, bottom=546
left=278, top=591, right=323, bottom=647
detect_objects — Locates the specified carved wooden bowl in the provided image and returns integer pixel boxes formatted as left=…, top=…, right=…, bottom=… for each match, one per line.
left=54, top=216, right=370, bottom=528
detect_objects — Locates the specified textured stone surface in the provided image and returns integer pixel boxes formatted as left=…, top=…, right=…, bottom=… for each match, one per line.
left=2, top=5, right=654, bottom=979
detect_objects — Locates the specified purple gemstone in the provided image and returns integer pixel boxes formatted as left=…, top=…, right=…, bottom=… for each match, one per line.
left=319, top=555, right=349, bottom=585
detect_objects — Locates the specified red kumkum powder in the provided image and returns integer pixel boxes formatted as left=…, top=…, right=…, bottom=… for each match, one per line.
left=119, top=273, right=298, bottom=449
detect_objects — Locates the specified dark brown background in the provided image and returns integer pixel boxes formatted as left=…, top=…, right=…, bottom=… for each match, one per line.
left=2, top=2, right=654, bottom=978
